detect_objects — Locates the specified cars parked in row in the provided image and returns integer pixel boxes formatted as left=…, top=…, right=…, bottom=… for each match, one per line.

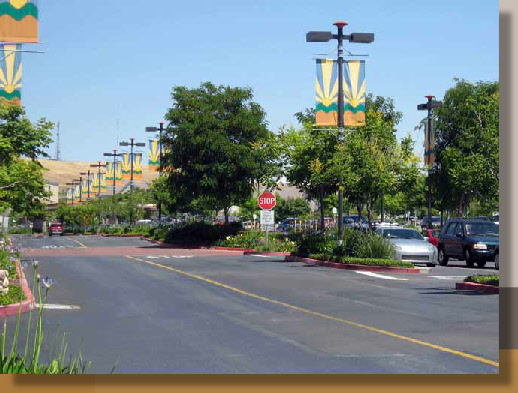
left=422, top=228, right=440, bottom=247
left=437, top=219, right=499, bottom=268
left=375, top=226, right=437, bottom=267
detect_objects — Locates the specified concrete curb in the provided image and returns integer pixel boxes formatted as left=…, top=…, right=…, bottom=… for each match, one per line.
left=0, top=259, right=36, bottom=317
left=244, top=251, right=292, bottom=256
left=456, top=281, right=499, bottom=294
left=284, top=255, right=421, bottom=274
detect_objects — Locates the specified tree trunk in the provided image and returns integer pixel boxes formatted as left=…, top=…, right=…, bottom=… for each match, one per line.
left=381, top=192, right=385, bottom=223
left=357, top=204, right=362, bottom=230
left=457, top=193, right=464, bottom=218
left=224, top=206, right=229, bottom=225
left=319, top=185, right=325, bottom=235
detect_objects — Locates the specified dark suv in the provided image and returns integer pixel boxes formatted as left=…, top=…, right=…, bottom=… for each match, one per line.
left=437, top=219, right=499, bottom=268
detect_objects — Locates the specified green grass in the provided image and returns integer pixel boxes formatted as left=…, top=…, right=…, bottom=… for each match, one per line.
left=309, top=253, right=414, bottom=268
left=464, top=275, right=499, bottom=286
left=0, top=285, right=25, bottom=306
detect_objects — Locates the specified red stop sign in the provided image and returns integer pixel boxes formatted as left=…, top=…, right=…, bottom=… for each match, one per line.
left=258, top=192, right=276, bottom=210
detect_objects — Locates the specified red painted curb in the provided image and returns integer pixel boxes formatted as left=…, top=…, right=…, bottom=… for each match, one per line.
left=243, top=251, right=291, bottom=256
left=284, top=256, right=420, bottom=274
left=456, top=282, right=499, bottom=294
left=101, top=234, right=142, bottom=238
left=211, top=246, right=255, bottom=252
left=0, top=259, right=36, bottom=317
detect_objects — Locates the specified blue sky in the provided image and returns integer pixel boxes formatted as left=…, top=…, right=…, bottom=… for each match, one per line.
left=21, top=0, right=498, bottom=162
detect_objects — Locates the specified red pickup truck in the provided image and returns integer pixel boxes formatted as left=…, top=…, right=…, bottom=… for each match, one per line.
left=49, top=222, right=63, bottom=236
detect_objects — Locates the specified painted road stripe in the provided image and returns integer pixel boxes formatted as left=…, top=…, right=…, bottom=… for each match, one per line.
left=354, top=271, right=409, bottom=281
left=42, top=304, right=81, bottom=310
left=65, top=238, right=87, bottom=249
left=430, top=276, right=467, bottom=280
left=126, top=255, right=498, bottom=368
left=246, top=254, right=276, bottom=258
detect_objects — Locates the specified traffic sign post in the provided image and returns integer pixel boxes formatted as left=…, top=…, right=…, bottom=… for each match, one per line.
left=258, top=192, right=276, bottom=249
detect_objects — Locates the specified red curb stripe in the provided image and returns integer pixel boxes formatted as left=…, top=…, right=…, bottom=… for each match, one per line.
left=284, top=256, right=420, bottom=274
left=0, top=259, right=36, bottom=317
left=456, top=282, right=499, bottom=294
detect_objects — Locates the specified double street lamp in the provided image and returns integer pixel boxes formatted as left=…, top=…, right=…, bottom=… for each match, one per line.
left=306, top=21, right=374, bottom=244
left=79, top=170, right=93, bottom=201
left=119, top=138, right=145, bottom=226
left=145, top=122, right=165, bottom=222
left=103, top=150, right=122, bottom=224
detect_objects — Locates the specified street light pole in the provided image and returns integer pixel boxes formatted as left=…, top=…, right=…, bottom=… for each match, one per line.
left=306, top=22, right=374, bottom=245
left=120, top=138, right=145, bottom=226
left=80, top=170, right=93, bottom=201
left=90, top=161, right=105, bottom=228
left=145, top=122, right=165, bottom=222
left=418, top=95, right=442, bottom=230
left=103, top=150, right=121, bottom=224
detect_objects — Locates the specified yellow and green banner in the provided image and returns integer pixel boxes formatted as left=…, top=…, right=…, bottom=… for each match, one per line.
left=0, top=0, right=38, bottom=43
left=115, top=161, right=123, bottom=186
left=133, top=153, right=143, bottom=181
left=148, top=139, right=160, bottom=171
left=105, top=162, right=114, bottom=182
left=315, top=59, right=366, bottom=127
left=0, top=43, right=21, bottom=106
left=121, top=153, right=131, bottom=180
left=74, top=185, right=81, bottom=202
left=99, top=172, right=107, bottom=193
left=66, top=189, right=72, bottom=204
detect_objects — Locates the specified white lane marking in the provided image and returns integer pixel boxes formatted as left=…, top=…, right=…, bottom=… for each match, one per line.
left=354, top=271, right=409, bottom=281
left=247, top=254, right=277, bottom=258
left=146, top=256, right=159, bottom=259
left=145, top=255, right=193, bottom=259
left=430, top=276, right=466, bottom=280
left=42, top=304, right=81, bottom=310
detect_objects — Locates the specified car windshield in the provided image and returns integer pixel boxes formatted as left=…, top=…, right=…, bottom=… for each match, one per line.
left=492, top=216, right=499, bottom=222
left=383, top=229, right=424, bottom=240
left=465, top=223, right=499, bottom=236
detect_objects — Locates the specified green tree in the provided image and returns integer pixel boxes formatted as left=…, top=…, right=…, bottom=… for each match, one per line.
left=433, top=79, right=499, bottom=217
left=0, top=104, right=53, bottom=217
left=162, top=82, right=274, bottom=224
left=274, top=194, right=311, bottom=221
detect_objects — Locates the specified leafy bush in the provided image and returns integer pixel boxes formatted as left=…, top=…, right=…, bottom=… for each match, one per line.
left=295, top=234, right=336, bottom=258
left=309, top=254, right=413, bottom=268
left=464, top=275, right=499, bottom=286
left=353, top=232, right=396, bottom=259
left=165, top=221, right=242, bottom=245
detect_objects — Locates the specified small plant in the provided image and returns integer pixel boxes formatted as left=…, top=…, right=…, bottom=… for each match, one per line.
left=464, top=275, right=499, bottom=286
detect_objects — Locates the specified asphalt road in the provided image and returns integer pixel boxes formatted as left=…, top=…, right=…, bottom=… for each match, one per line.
left=3, top=235, right=499, bottom=374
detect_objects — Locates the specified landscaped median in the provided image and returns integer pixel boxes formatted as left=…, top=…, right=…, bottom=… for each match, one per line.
left=0, top=239, right=35, bottom=317
left=456, top=275, right=499, bottom=294
left=284, top=255, right=421, bottom=274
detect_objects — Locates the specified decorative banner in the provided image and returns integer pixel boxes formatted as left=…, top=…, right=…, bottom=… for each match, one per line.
left=91, top=171, right=100, bottom=195
left=0, top=0, right=38, bottom=43
left=343, top=60, right=366, bottom=126
left=74, top=185, right=81, bottom=202
left=105, top=162, right=114, bottom=182
left=148, top=139, right=160, bottom=171
left=315, top=59, right=366, bottom=127
left=115, top=161, right=123, bottom=186
left=133, top=153, right=143, bottom=181
left=121, top=153, right=131, bottom=180
left=66, top=189, right=72, bottom=204
left=0, top=43, right=21, bottom=106
left=315, top=59, right=338, bottom=126
left=99, top=172, right=107, bottom=193
left=82, top=176, right=90, bottom=197
left=424, top=120, right=435, bottom=166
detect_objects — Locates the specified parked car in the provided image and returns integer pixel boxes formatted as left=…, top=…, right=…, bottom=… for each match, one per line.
left=422, top=228, right=440, bottom=247
left=421, top=216, right=442, bottom=230
left=49, top=222, right=63, bottom=236
left=343, top=215, right=368, bottom=229
left=494, top=245, right=499, bottom=270
left=375, top=226, right=437, bottom=267
left=492, top=215, right=499, bottom=225
left=437, top=219, right=499, bottom=268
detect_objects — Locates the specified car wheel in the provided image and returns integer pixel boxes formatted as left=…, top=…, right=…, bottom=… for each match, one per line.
left=495, top=253, right=499, bottom=270
left=464, top=248, right=475, bottom=268
left=426, top=262, right=435, bottom=267
left=476, top=260, right=486, bottom=268
left=438, top=248, right=449, bottom=266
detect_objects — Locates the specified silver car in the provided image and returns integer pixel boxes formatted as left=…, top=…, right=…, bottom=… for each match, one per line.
left=375, top=227, right=437, bottom=267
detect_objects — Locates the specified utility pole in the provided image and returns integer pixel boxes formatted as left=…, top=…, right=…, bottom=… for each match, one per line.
left=80, top=170, right=93, bottom=201
left=306, top=22, right=374, bottom=244
left=55, top=122, right=61, bottom=161
left=120, top=138, right=145, bottom=226
left=418, top=95, right=442, bottom=229
left=145, top=122, right=165, bottom=222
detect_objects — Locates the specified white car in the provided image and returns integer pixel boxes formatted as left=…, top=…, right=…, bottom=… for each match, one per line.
left=375, top=227, right=437, bottom=267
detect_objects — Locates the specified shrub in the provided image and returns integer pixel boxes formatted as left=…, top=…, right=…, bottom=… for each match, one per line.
left=295, top=234, right=336, bottom=258
left=464, top=275, right=499, bottom=286
left=165, top=221, right=242, bottom=245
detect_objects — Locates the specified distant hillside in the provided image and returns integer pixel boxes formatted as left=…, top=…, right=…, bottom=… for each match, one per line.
left=37, top=159, right=159, bottom=189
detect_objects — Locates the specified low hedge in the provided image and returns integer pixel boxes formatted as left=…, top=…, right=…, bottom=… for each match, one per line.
left=309, top=253, right=414, bottom=268
left=464, top=275, right=499, bottom=286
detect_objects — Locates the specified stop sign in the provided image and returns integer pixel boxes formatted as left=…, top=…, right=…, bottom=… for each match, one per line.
left=258, top=192, right=276, bottom=210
